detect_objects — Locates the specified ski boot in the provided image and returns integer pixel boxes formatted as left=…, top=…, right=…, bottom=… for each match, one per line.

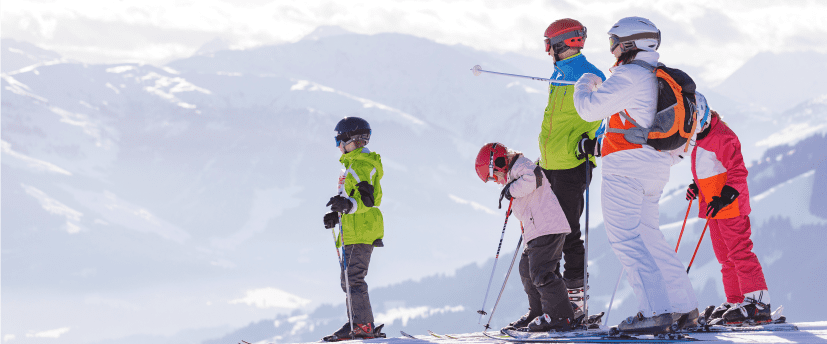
left=722, top=302, right=772, bottom=325
left=567, top=286, right=586, bottom=325
left=583, top=312, right=605, bottom=329
left=705, top=302, right=736, bottom=325
left=322, top=322, right=353, bottom=342
left=517, top=314, right=573, bottom=332
left=722, top=291, right=772, bottom=325
left=500, top=311, right=541, bottom=334
left=669, top=308, right=699, bottom=331
left=616, top=312, right=673, bottom=334
left=322, top=323, right=385, bottom=341
left=352, top=323, right=386, bottom=339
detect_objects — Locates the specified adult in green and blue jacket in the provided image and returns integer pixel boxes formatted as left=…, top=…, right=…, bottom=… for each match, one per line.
left=539, top=19, right=606, bottom=303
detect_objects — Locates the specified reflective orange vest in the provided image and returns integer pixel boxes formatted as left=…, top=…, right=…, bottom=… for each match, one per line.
left=601, top=110, right=643, bottom=156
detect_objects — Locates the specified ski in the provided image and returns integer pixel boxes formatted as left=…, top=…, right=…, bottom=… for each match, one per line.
left=426, top=330, right=458, bottom=339
left=689, top=305, right=797, bottom=332
left=400, top=331, right=418, bottom=339
left=488, top=330, right=700, bottom=343
left=687, top=322, right=798, bottom=333
left=503, top=328, right=609, bottom=339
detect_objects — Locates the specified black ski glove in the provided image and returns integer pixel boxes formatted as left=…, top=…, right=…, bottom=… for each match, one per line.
left=706, top=185, right=739, bottom=217
left=498, top=179, right=516, bottom=209
left=326, top=195, right=353, bottom=214
left=576, top=132, right=600, bottom=160
left=686, top=182, right=699, bottom=201
left=356, top=181, right=375, bottom=207
left=323, top=211, right=339, bottom=229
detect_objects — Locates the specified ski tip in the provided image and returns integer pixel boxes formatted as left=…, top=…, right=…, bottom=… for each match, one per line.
left=472, top=65, right=482, bottom=76
left=772, top=305, right=784, bottom=320
left=400, top=330, right=417, bottom=339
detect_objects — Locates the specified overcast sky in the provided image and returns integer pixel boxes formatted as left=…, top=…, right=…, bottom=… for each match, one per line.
left=3, top=0, right=827, bottom=85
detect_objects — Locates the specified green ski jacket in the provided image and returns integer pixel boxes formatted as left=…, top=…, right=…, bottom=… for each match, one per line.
left=539, top=53, right=605, bottom=170
left=337, top=147, right=384, bottom=247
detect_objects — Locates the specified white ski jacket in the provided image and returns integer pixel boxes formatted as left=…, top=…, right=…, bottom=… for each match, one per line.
left=573, top=51, right=673, bottom=182
left=506, top=154, right=571, bottom=244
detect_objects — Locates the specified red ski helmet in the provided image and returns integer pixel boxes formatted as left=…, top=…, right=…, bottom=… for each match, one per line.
left=475, top=143, right=509, bottom=184
left=544, top=18, right=587, bottom=53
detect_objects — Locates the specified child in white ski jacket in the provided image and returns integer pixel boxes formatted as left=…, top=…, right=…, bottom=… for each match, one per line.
left=475, top=143, right=574, bottom=332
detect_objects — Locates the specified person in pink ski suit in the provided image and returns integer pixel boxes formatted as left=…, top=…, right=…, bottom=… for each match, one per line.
left=686, top=100, right=772, bottom=325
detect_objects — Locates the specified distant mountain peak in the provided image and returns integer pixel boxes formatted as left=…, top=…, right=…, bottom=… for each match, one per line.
left=1, top=38, right=65, bottom=73
left=301, top=25, right=354, bottom=41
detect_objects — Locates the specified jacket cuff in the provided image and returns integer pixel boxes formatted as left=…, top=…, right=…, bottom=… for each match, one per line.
left=345, top=197, right=358, bottom=214
left=720, top=185, right=740, bottom=205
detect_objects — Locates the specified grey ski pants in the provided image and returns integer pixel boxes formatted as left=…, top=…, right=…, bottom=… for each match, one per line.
left=519, top=233, right=574, bottom=319
left=340, top=244, right=374, bottom=324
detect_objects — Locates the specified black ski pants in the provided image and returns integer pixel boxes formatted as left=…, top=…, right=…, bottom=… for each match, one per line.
left=340, top=244, right=374, bottom=324
left=519, top=233, right=574, bottom=319
left=542, top=161, right=593, bottom=289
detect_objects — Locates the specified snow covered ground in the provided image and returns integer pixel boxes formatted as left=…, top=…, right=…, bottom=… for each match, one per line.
left=245, top=321, right=827, bottom=344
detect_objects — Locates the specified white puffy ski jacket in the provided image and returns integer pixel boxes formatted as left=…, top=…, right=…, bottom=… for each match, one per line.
left=506, top=154, right=571, bottom=244
left=572, top=51, right=673, bottom=181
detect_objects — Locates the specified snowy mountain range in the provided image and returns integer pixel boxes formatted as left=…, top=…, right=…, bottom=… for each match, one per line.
left=2, top=27, right=826, bottom=344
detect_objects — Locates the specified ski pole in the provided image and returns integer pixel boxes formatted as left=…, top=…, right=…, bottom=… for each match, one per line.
left=338, top=214, right=355, bottom=337
left=675, top=199, right=693, bottom=253
left=583, top=162, right=590, bottom=321
left=477, top=199, right=514, bottom=323
left=483, top=222, right=524, bottom=331
left=604, top=268, right=624, bottom=327
left=471, top=65, right=576, bottom=85
left=686, top=217, right=711, bottom=273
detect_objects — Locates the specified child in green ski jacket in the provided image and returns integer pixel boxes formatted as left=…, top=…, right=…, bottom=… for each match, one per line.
left=322, top=117, right=385, bottom=342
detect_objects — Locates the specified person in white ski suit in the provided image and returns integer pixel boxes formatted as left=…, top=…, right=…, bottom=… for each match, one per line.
left=572, top=17, right=698, bottom=332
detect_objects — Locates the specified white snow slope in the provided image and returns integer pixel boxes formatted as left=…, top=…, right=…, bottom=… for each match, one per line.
left=255, top=322, right=827, bottom=344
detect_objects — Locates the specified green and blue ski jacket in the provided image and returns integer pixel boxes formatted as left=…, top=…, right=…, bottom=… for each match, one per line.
left=539, top=53, right=606, bottom=170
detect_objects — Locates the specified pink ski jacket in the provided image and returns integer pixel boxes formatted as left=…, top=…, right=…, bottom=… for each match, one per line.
left=507, top=154, right=571, bottom=244
left=690, top=115, right=751, bottom=219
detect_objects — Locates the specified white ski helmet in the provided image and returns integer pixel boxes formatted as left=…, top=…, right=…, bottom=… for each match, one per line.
left=607, top=16, right=661, bottom=53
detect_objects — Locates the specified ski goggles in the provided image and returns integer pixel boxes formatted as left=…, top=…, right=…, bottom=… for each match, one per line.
left=335, top=130, right=371, bottom=147
left=609, top=35, right=621, bottom=53
left=546, top=39, right=570, bottom=55
left=545, top=28, right=586, bottom=53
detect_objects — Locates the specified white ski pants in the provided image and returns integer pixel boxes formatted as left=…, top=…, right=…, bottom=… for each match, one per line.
left=602, top=174, right=698, bottom=316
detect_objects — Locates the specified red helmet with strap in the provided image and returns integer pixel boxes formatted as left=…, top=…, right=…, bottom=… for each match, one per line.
left=475, top=143, right=509, bottom=184
left=544, top=18, right=587, bottom=53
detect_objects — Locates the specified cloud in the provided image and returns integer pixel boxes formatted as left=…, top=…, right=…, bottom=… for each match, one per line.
left=229, top=287, right=311, bottom=309
left=2, top=1, right=826, bottom=84
left=26, top=327, right=70, bottom=339
left=448, top=194, right=497, bottom=215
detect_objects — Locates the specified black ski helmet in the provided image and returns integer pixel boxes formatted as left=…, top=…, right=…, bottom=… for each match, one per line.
left=334, top=117, right=371, bottom=147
